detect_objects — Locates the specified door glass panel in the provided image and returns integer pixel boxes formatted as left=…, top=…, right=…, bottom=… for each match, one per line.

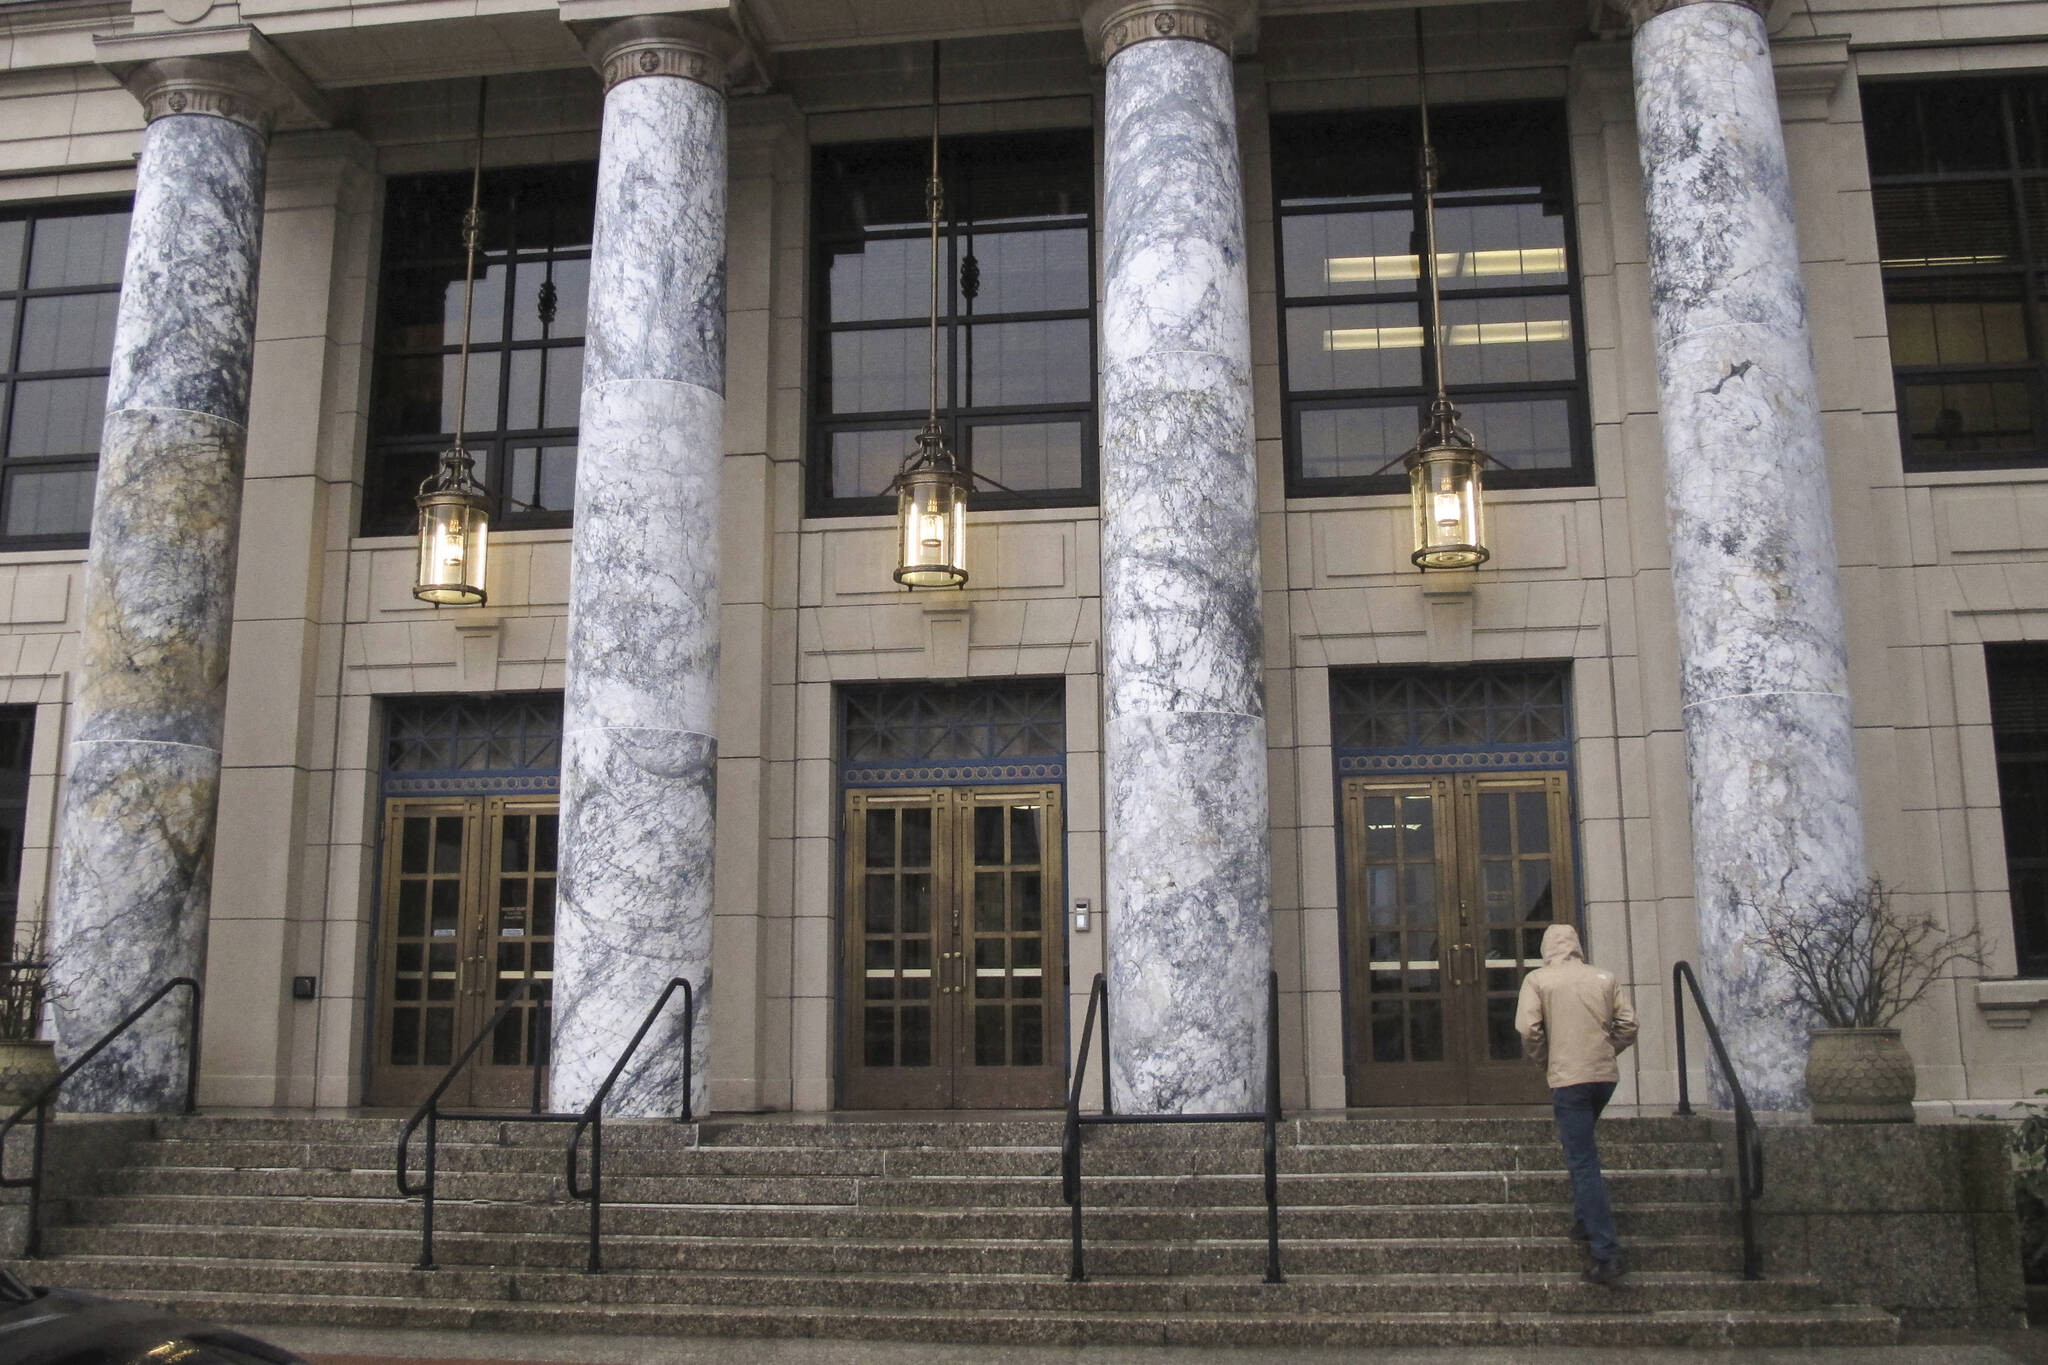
left=858, top=801, right=939, bottom=1071
left=488, top=807, right=556, bottom=1070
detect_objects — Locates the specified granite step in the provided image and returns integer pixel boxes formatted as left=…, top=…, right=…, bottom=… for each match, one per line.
left=43, top=1285, right=1903, bottom=1349
left=38, top=1223, right=1745, bottom=1276
left=50, top=1193, right=1739, bottom=1242
left=118, top=1136, right=1724, bottom=1178
left=21, top=1254, right=1842, bottom=1315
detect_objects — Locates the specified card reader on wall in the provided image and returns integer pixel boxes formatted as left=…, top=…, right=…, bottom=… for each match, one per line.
left=1073, top=899, right=1091, bottom=933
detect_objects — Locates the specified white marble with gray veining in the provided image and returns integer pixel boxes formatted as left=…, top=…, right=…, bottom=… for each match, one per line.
left=1098, top=37, right=1271, bottom=1115
left=1634, top=1, right=1867, bottom=1110
left=49, top=113, right=266, bottom=1112
left=552, top=70, right=725, bottom=1119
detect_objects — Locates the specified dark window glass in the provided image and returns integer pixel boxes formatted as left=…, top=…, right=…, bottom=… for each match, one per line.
left=809, top=130, right=1096, bottom=515
left=1864, top=79, right=2048, bottom=471
left=0, top=707, right=28, bottom=951
left=1988, top=644, right=2048, bottom=977
left=1272, top=103, right=1590, bottom=496
left=0, top=203, right=129, bottom=547
left=362, top=164, right=595, bottom=535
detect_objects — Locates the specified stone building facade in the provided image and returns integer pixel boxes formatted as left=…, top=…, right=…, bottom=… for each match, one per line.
left=2, top=0, right=2046, bottom=1119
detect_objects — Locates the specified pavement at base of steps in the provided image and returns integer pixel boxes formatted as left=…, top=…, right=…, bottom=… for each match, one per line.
left=230, top=1322, right=2048, bottom=1365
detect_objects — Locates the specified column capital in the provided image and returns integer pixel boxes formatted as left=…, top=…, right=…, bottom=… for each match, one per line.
left=125, top=56, right=288, bottom=135
left=583, top=16, right=739, bottom=96
left=1082, top=0, right=1254, bottom=65
left=1627, top=0, right=1768, bottom=31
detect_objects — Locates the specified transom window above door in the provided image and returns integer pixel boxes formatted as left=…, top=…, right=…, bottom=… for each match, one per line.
left=808, top=129, right=1097, bottom=516
left=361, top=163, right=595, bottom=537
left=1272, top=102, right=1591, bottom=497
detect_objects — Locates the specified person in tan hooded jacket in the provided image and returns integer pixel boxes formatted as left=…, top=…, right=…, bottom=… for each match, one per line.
left=1515, top=922, right=1637, bottom=1285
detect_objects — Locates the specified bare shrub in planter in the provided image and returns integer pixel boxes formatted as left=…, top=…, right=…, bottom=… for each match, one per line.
left=1748, top=878, right=1984, bottom=1121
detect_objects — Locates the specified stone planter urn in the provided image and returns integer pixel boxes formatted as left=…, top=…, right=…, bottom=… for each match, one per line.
left=0, top=1038, right=59, bottom=1112
left=1806, top=1026, right=1916, bottom=1123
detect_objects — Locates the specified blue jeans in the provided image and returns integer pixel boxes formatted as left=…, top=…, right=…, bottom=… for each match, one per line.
left=1553, top=1080, right=1619, bottom=1262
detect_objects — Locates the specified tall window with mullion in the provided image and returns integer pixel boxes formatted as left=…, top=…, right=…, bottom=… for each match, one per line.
left=1864, top=79, right=2048, bottom=471
left=809, top=129, right=1096, bottom=515
left=0, top=203, right=129, bottom=547
left=361, top=163, right=595, bottom=536
left=1274, top=103, right=1589, bottom=496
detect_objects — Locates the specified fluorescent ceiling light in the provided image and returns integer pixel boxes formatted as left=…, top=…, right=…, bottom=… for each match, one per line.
left=1325, top=247, right=1567, bottom=284
left=1324, top=319, right=1574, bottom=351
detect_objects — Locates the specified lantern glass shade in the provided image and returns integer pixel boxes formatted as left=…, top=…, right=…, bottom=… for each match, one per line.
left=894, top=461, right=969, bottom=588
left=414, top=486, right=490, bottom=605
left=1407, top=440, right=1488, bottom=569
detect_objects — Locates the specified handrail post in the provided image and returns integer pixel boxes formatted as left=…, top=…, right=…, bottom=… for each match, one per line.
left=23, top=1097, right=48, bottom=1258
left=1672, top=974, right=1692, bottom=1117
left=182, top=980, right=203, bottom=1114
left=682, top=987, right=695, bottom=1124
left=1098, top=983, right=1112, bottom=1117
left=1263, top=969, right=1283, bottom=1286
left=586, top=1114, right=603, bottom=1274
left=1670, top=960, right=1764, bottom=1282
left=417, top=1105, right=438, bottom=1271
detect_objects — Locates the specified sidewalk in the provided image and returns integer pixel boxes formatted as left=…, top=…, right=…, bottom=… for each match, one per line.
left=236, top=1321, right=2048, bottom=1365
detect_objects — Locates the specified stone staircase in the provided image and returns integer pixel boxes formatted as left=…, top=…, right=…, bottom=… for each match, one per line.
left=10, top=1113, right=1899, bottom=1347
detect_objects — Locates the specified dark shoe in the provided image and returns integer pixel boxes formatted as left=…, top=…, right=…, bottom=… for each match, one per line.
left=1569, top=1220, right=1591, bottom=1245
left=1582, top=1258, right=1626, bottom=1287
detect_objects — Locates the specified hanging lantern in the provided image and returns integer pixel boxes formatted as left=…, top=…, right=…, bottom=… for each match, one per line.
left=1405, top=399, right=1489, bottom=569
left=894, top=425, right=970, bottom=589
left=414, top=446, right=491, bottom=605
left=1395, top=18, right=1493, bottom=572
left=413, top=77, right=493, bottom=607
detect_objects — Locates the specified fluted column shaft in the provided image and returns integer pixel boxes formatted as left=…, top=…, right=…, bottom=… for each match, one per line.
left=49, top=59, right=277, bottom=1111
left=551, top=18, right=732, bottom=1117
left=1089, top=0, right=1269, bottom=1114
left=1632, top=0, right=1867, bottom=1107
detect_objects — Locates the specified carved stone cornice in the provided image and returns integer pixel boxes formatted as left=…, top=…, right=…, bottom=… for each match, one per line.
left=1082, top=0, right=1253, bottom=64
left=129, top=55, right=287, bottom=136
left=1628, top=0, right=1768, bottom=30
left=585, top=15, right=739, bottom=96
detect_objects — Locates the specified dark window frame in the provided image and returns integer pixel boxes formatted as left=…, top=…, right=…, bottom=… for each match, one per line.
left=806, top=129, right=1099, bottom=519
left=360, top=163, right=597, bottom=538
left=1865, top=77, right=2048, bottom=474
left=0, top=200, right=132, bottom=551
left=1271, top=102, right=1594, bottom=500
left=1988, top=642, right=2048, bottom=977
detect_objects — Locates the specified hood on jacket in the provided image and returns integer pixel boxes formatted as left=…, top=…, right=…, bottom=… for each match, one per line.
left=1540, top=923, right=1584, bottom=967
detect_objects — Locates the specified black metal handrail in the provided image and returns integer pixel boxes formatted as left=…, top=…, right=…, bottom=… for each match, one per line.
left=1061, top=970, right=1283, bottom=1285
left=567, top=976, right=694, bottom=1273
left=396, top=977, right=555, bottom=1270
left=0, top=975, right=203, bottom=1257
left=1671, top=959, right=1764, bottom=1281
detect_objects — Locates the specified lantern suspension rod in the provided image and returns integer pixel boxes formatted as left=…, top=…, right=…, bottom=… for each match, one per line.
left=452, top=77, right=487, bottom=455
left=1414, top=11, right=1449, bottom=411
left=924, top=42, right=943, bottom=431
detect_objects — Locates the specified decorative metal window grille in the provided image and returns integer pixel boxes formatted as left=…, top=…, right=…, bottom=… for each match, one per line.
left=1988, top=644, right=2048, bottom=976
left=1332, top=666, right=1570, bottom=757
left=840, top=681, right=1064, bottom=781
left=383, top=694, right=562, bottom=795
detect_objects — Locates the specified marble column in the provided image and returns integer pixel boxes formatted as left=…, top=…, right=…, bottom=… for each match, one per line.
left=1632, top=0, right=1867, bottom=1108
left=1087, top=0, right=1270, bottom=1114
left=552, top=17, right=733, bottom=1118
left=48, top=58, right=280, bottom=1110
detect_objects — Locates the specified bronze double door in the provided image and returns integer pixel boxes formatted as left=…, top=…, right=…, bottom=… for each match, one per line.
left=841, top=785, right=1066, bottom=1109
left=368, top=797, right=557, bottom=1109
left=1343, top=771, right=1575, bottom=1106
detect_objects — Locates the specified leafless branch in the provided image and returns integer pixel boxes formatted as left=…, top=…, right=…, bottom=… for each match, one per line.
left=1744, top=878, right=1985, bottom=1028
